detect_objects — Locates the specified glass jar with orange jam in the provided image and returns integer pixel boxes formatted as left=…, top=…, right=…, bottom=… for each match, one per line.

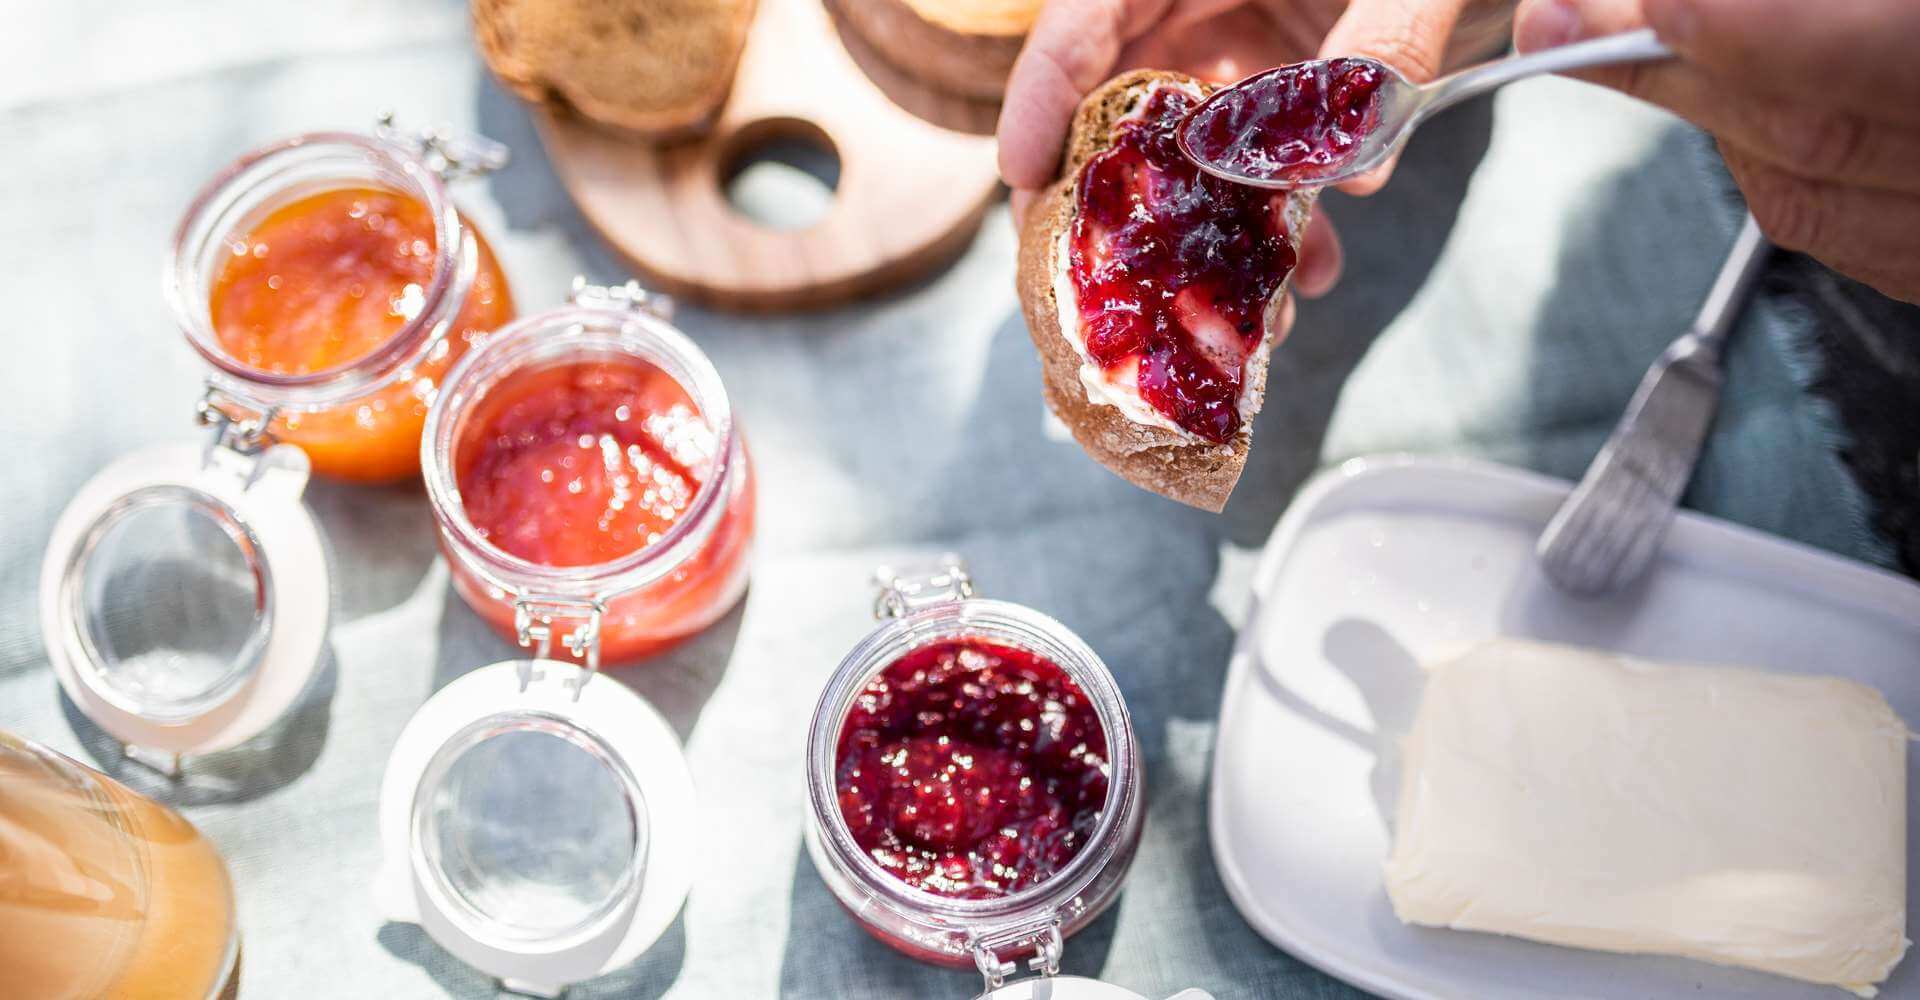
left=423, top=279, right=755, bottom=668
left=0, top=731, right=239, bottom=999
left=167, top=116, right=515, bottom=481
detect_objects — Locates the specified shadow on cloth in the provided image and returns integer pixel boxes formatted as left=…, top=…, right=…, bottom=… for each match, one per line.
left=1515, top=129, right=1879, bottom=560
left=1221, top=95, right=1496, bottom=546
left=376, top=911, right=687, bottom=999
left=775, top=842, right=1123, bottom=997
left=430, top=582, right=748, bottom=743
left=61, top=640, right=338, bottom=805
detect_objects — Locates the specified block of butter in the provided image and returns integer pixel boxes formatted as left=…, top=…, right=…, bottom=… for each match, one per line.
left=1384, top=638, right=1911, bottom=996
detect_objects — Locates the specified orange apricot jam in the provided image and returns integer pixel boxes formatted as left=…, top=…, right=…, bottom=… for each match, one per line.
left=208, top=187, right=513, bottom=481
left=450, top=358, right=754, bottom=662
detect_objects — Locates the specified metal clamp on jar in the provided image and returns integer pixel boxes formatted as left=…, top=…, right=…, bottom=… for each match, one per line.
left=38, top=116, right=511, bottom=776
left=804, top=557, right=1209, bottom=1000
left=420, top=277, right=756, bottom=670
left=375, top=653, right=694, bottom=997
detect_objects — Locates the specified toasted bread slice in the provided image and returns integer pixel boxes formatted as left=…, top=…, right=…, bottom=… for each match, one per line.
left=473, top=0, right=756, bottom=138
left=1016, top=70, right=1315, bottom=512
left=834, top=0, right=1036, bottom=100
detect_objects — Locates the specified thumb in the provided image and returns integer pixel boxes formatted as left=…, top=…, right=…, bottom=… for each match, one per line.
left=1318, top=0, right=1471, bottom=194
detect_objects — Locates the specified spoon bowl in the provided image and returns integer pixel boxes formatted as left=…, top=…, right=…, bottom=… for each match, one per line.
left=1179, top=29, right=1673, bottom=190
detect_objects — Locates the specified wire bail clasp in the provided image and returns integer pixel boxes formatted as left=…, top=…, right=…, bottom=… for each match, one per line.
left=195, top=384, right=278, bottom=472
left=970, top=919, right=1064, bottom=992
left=375, top=111, right=510, bottom=181
left=512, top=595, right=605, bottom=699
left=570, top=275, right=676, bottom=322
left=872, top=554, right=974, bottom=620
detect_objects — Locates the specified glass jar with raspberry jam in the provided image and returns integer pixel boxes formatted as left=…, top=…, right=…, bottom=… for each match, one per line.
left=422, top=279, right=755, bottom=670
left=167, top=114, right=516, bottom=482
left=805, top=559, right=1199, bottom=1000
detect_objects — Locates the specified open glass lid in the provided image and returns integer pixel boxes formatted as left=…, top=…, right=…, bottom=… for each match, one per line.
left=37, top=408, right=329, bottom=765
left=377, top=658, right=694, bottom=998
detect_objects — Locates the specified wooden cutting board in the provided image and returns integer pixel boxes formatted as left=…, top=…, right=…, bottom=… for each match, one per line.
left=536, top=0, right=1003, bottom=312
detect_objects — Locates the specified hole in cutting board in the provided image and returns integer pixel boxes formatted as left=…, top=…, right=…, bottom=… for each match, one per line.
left=721, top=119, right=841, bottom=230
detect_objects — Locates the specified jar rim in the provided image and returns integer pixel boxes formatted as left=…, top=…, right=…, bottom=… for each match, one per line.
left=165, top=130, right=470, bottom=409
left=421, top=303, right=739, bottom=600
left=409, top=707, right=649, bottom=950
left=805, top=598, right=1141, bottom=925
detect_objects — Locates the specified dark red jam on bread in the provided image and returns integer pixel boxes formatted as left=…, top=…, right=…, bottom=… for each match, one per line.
left=833, top=639, right=1109, bottom=899
left=1180, top=58, right=1386, bottom=184
left=1068, top=85, right=1298, bottom=444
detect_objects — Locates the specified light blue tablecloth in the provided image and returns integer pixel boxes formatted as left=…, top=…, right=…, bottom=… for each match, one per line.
left=0, top=3, right=1890, bottom=998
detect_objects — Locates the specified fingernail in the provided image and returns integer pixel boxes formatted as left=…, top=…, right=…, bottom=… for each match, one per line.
left=1515, top=0, right=1580, bottom=52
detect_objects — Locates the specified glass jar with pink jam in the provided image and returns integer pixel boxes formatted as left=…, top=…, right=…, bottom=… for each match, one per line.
left=422, top=278, right=755, bottom=670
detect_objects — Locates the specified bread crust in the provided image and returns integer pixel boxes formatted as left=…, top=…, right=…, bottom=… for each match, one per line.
left=1016, top=70, right=1313, bottom=512
left=833, top=0, right=1029, bottom=100
left=473, top=0, right=756, bottom=138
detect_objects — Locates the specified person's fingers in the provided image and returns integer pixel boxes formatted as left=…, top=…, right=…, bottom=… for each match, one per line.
left=1515, top=0, right=1920, bottom=194
left=1319, top=0, right=1472, bottom=194
left=1336, top=161, right=1396, bottom=197
left=1010, top=189, right=1037, bottom=229
left=1118, top=4, right=1305, bottom=84
left=1720, top=145, right=1920, bottom=300
left=1517, top=0, right=1920, bottom=126
left=1676, top=85, right=1920, bottom=195
left=1292, top=210, right=1344, bottom=298
left=1640, top=0, right=1920, bottom=125
left=1321, top=0, right=1471, bottom=82
left=1512, top=0, right=1650, bottom=88
left=1272, top=287, right=1301, bottom=344
left=997, top=0, right=1176, bottom=190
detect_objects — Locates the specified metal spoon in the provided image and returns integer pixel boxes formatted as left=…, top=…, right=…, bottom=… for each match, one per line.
left=1179, top=29, right=1674, bottom=189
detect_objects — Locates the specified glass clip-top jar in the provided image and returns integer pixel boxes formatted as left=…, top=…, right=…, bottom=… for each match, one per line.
left=805, top=557, right=1213, bottom=1000
left=375, top=653, right=695, bottom=996
left=37, top=114, right=516, bottom=776
left=168, top=112, right=516, bottom=482
left=423, top=277, right=756, bottom=677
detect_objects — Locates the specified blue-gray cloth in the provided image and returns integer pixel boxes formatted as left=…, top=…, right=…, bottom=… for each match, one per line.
left=0, top=4, right=1892, bottom=1000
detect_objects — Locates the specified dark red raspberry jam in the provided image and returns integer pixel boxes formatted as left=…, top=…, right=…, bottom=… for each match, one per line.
left=1179, top=58, right=1386, bottom=184
left=1070, top=85, right=1298, bottom=444
left=834, top=640, right=1110, bottom=899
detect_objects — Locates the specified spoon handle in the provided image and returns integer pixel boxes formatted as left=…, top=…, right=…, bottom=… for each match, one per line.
left=1415, top=28, right=1673, bottom=120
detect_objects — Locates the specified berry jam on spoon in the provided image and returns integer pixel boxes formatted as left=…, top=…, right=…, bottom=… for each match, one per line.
left=1178, top=28, right=1673, bottom=189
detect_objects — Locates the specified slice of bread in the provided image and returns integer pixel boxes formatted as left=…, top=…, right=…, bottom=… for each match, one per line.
left=833, top=0, right=1036, bottom=100
left=1016, top=70, right=1315, bottom=512
left=473, top=0, right=756, bottom=138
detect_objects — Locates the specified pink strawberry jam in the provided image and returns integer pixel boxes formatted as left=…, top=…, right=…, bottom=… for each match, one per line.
left=1070, top=85, right=1299, bottom=444
left=455, top=358, right=718, bottom=568
left=1180, top=58, right=1387, bottom=184
left=833, top=639, right=1110, bottom=899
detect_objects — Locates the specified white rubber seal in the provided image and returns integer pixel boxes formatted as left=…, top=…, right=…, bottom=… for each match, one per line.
left=39, top=441, right=327, bottom=756
left=378, top=660, right=696, bottom=993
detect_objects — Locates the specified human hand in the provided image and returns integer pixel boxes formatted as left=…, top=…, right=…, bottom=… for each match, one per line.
left=1514, top=0, right=1920, bottom=302
left=997, top=0, right=1513, bottom=298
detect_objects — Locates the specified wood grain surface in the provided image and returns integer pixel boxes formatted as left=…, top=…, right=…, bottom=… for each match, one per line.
left=536, top=0, right=1003, bottom=312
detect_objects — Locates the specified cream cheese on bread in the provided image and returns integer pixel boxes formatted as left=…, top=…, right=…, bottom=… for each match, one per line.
left=1049, top=78, right=1299, bottom=446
